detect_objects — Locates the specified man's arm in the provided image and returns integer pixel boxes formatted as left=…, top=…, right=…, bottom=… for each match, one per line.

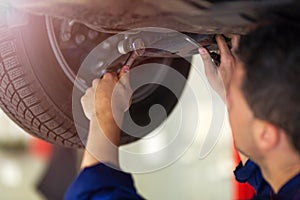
left=199, top=35, right=272, bottom=198
left=65, top=66, right=144, bottom=200
left=199, top=35, right=249, bottom=165
left=79, top=72, right=123, bottom=169
left=79, top=67, right=131, bottom=168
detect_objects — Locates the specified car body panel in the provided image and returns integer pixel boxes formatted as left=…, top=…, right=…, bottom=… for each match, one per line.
left=5, top=0, right=296, bottom=34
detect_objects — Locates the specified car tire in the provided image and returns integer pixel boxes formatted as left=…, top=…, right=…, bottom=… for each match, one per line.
left=0, top=12, right=190, bottom=148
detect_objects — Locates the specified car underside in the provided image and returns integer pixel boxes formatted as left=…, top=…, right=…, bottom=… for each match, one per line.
left=7, top=0, right=298, bottom=34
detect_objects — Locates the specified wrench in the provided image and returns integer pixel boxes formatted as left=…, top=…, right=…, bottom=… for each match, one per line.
left=124, top=49, right=146, bottom=69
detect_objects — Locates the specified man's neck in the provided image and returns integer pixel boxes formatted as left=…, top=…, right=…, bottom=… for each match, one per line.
left=259, top=153, right=300, bottom=193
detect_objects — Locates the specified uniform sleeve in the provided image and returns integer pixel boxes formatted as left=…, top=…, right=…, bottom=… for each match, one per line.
left=64, top=163, right=144, bottom=200
left=234, top=160, right=271, bottom=197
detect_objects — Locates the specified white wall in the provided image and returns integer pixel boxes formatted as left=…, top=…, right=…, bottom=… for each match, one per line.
left=120, top=55, right=233, bottom=200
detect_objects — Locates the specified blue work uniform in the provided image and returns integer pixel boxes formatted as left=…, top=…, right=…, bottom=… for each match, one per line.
left=234, top=160, right=300, bottom=200
left=65, top=161, right=300, bottom=200
left=64, top=163, right=144, bottom=200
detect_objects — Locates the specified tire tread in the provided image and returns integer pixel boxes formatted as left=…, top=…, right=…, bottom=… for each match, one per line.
left=0, top=26, right=82, bottom=148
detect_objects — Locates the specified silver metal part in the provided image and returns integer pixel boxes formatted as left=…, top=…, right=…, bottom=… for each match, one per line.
left=75, top=34, right=86, bottom=45
left=118, top=38, right=145, bottom=55
left=60, top=19, right=74, bottom=42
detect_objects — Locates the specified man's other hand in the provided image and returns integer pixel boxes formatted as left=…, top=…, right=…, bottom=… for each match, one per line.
left=199, top=35, right=240, bottom=102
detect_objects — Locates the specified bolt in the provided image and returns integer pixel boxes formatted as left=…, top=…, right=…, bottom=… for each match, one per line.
left=88, top=30, right=99, bottom=40
left=75, top=34, right=86, bottom=45
left=60, top=19, right=74, bottom=42
left=61, top=32, right=71, bottom=42
left=68, top=20, right=75, bottom=26
left=118, top=38, right=145, bottom=55
left=132, top=38, right=145, bottom=53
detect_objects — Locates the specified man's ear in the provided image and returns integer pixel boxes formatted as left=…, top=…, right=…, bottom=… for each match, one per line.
left=253, top=119, right=280, bottom=151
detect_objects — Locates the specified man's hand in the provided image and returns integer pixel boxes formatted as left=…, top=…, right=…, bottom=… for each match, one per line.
left=81, top=66, right=131, bottom=122
left=80, top=66, right=131, bottom=169
left=199, top=35, right=240, bottom=102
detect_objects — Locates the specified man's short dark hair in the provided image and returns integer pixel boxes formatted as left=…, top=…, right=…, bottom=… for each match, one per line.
left=237, top=21, right=300, bottom=152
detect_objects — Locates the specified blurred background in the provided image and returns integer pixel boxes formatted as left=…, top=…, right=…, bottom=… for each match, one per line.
left=0, top=109, right=49, bottom=200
